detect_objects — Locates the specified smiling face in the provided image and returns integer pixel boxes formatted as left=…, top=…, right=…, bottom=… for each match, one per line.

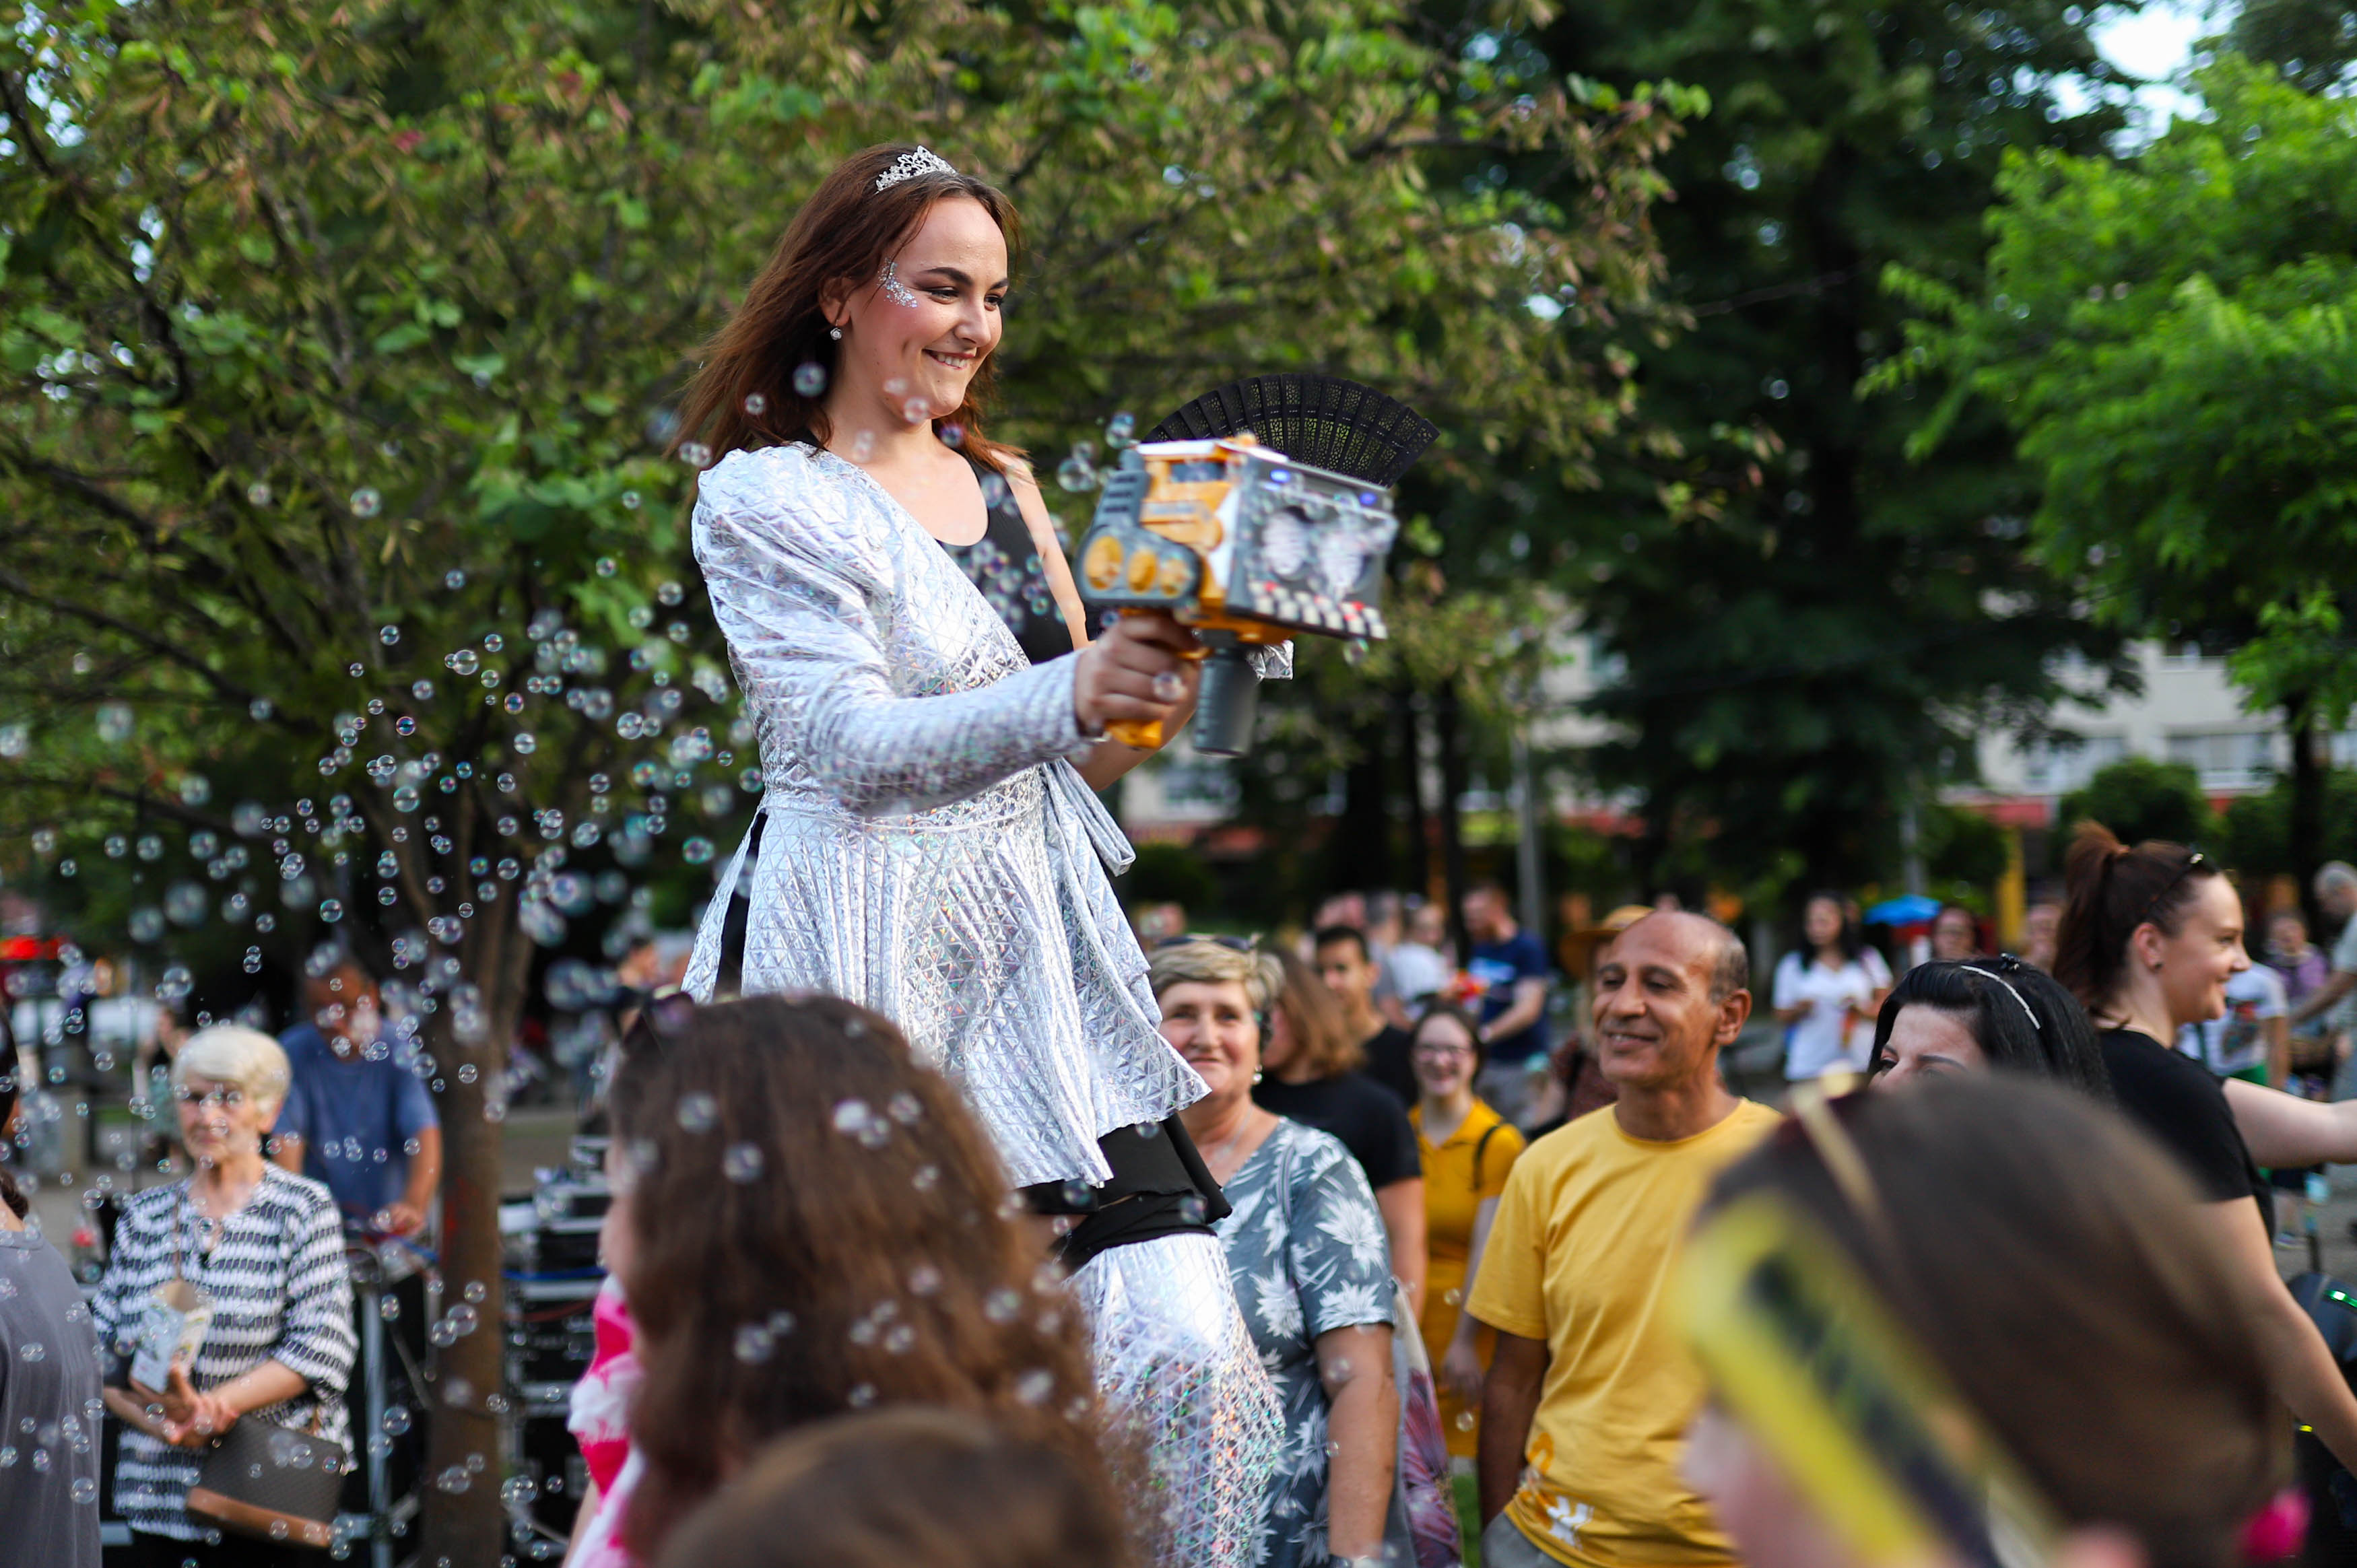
left=176, top=1072, right=276, bottom=1167
left=1591, top=914, right=1748, bottom=1092
left=1409, top=1012, right=1480, bottom=1101
left=1157, top=980, right=1261, bottom=1110
left=1871, top=1006, right=1989, bottom=1089
left=828, top=195, right=1007, bottom=436
left=2147, top=875, right=2249, bottom=1029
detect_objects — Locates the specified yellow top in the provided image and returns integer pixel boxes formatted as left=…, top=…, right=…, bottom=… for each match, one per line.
left=1467, top=1099, right=1781, bottom=1567
left=1411, top=1097, right=1525, bottom=1456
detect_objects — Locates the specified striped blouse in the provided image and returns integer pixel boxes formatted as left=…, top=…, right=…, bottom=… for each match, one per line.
left=90, top=1167, right=356, bottom=1540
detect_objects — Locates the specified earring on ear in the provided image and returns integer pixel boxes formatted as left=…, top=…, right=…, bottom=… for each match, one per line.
left=1251, top=1068, right=1263, bottom=1085
left=829, top=325, right=844, bottom=340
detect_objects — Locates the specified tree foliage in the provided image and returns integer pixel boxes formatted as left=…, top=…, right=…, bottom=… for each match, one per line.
left=2056, top=756, right=2215, bottom=858
left=1522, top=0, right=2139, bottom=895
left=1, top=0, right=1683, bottom=1550
left=1886, top=59, right=2357, bottom=912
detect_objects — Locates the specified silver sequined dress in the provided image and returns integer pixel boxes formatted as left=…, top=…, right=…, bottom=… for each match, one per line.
left=684, top=443, right=1281, bottom=1566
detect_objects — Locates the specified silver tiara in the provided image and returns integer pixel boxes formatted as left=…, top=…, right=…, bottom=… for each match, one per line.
left=875, top=146, right=956, bottom=192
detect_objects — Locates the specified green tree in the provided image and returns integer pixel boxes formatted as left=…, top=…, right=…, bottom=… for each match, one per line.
left=1473, top=0, right=2145, bottom=895
left=2056, top=756, right=2216, bottom=858
left=1, top=0, right=1681, bottom=1552
left=1884, top=59, right=2357, bottom=924
left=2228, top=0, right=2357, bottom=94
left=2221, top=768, right=2357, bottom=883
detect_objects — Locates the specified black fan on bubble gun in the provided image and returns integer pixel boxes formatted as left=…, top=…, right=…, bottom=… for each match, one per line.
left=1075, top=374, right=1438, bottom=757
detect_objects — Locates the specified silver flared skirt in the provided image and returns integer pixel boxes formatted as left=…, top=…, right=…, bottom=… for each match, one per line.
left=1070, top=1231, right=1284, bottom=1568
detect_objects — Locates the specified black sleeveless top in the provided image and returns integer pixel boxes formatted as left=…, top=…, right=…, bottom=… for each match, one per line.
left=938, top=462, right=1072, bottom=667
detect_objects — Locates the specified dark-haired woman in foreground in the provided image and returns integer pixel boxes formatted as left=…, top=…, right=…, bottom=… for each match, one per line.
left=1689, top=1077, right=2288, bottom=1568
left=2055, top=821, right=2357, bottom=1475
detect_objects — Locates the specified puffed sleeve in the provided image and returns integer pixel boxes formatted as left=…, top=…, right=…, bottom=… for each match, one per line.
left=694, top=446, right=1092, bottom=815
left=270, top=1186, right=357, bottom=1400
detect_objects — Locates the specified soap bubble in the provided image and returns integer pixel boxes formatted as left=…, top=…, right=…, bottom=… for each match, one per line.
left=792, top=363, right=827, bottom=397
left=247, top=481, right=273, bottom=506
left=676, top=1093, right=717, bottom=1132
left=350, top=488, right=382, bottom=518
left=595, top=557, right=617, bottom=578
left=378, top=625, right=401, bottom=646
left=682, top=838, right=715, bottom=866
left=679, top=442, right=712, bottom=468
left=743, top=392, right=768, bottom=416
left=1055, top=452, right=1098, bottom=493
left=1105, top=411, right=1137, bottom=448
left=319, top=900, right=345, bottom=924
left=723, top=1143, right=764, bottom=1182
left=446, top=650, right=479, bottom=677
left=381, top=1406, right=412, bottom=1436
left=96, top=704, right=135, bottom=744
left=444, top=569, right=466, bottom=590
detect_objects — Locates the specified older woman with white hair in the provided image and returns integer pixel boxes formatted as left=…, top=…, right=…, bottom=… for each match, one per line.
left=92, top=1025, right=355, bottom=1566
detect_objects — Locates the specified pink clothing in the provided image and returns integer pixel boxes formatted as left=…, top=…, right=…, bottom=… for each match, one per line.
left=568, top=1277, right=644, bottom=1567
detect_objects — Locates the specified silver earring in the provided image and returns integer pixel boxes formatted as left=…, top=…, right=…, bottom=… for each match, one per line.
left=1251, top=1068, right=1263, bottom=1086
left=829, top=325, right=843, bottom=340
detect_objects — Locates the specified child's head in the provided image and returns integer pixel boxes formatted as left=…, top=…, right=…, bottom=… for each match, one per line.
left=605, top=994, right=1111, bottom=1557
left=655, top=1407, right=1132, bottom=1568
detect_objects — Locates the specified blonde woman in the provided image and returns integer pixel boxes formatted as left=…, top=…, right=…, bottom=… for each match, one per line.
left=92, top=1026, right=354, bottom=1567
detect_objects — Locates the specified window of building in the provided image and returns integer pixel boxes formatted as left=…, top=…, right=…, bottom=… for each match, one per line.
left=2164, top=730, right=2276, bottom=790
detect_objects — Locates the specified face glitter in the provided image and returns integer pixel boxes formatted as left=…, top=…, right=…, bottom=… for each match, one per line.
left=878, top=260, right=923, bottom=308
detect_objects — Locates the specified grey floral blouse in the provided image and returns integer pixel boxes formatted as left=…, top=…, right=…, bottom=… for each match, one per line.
left=1216, top=1116, right=1400, bottom=1568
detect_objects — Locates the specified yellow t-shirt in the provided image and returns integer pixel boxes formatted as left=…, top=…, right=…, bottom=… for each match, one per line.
left=1411, top=1098, right=1526, bottom=1457
left=1467, top=1099, right=1781, bottom=1567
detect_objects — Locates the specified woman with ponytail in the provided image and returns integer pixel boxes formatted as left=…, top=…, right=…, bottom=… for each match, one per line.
left=0, top=1044, right=103, bottom=1564
left=2057, top=819, right=2357, bottom=1476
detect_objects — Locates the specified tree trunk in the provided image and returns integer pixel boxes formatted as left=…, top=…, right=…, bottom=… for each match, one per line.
left=1394, top=683, right=1430, bottom=901
left=2290, top=692, right=2326, bottom=935
left=416, top=908, right=526, bottom=1564
left=1434, top=680, right=1473, bottom=961
left=1333, top=709, right=1393, bottom=897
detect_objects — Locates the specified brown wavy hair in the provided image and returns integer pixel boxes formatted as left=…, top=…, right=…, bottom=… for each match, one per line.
left=1271, top=947, right=1363, bottom=1080
left=654, top=1408, right=1134, bottom=1568
left=609, top=994, right=1110, bottom=1557
left=1704, top=1077, right=2282, bottom=1568
left=2052, top=821, right=2218, bottom=1011
left=670, top=144, right=1023, bottom=474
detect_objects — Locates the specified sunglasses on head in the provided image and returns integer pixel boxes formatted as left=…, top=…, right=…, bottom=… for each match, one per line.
left=1154, top=933, right=1261, bottom=953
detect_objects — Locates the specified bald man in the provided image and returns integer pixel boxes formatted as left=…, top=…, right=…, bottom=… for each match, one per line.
left=1467, top=912, right=1779, bottom=1568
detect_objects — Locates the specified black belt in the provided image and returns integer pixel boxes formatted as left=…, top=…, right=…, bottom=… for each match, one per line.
left=1020, top=1116, right=1230, bottom=1272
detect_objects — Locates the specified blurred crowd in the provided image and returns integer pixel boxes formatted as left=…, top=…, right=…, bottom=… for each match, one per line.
left=13, top=829, right=2357, bottom=1565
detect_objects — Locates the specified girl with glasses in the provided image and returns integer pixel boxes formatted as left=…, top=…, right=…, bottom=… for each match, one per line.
left=1405, top=1002, right=1525, bottom=1466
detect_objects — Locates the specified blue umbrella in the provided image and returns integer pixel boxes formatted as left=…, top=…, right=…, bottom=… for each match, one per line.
left=1863, top=894, right=1942, bottom=926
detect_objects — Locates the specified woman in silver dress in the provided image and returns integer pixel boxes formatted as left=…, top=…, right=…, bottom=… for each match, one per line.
left=669, top=143, right=1280, bottom=1567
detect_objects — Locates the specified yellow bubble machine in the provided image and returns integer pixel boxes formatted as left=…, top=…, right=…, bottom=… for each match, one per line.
left=1076, top=374, right=1436, bottom=756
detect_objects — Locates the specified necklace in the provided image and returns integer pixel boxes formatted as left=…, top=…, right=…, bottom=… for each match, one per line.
left=1199, top=1106, right=1264, bottom=1175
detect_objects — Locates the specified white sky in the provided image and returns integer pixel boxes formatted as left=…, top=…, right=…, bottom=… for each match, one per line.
left=2085, top=0, right=2215, bottom=138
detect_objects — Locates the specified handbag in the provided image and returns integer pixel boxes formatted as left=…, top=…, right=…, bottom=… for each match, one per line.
left=186, top=1410, right=349, bottom=1550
